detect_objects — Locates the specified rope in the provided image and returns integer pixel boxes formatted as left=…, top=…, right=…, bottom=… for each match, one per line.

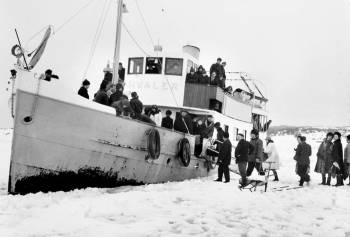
left=122, top=22, right=151, bottom=56
left=53, top=0, right=96, bottom=34
left=82, top=0, right=111, bottom=79
left=134, top=0, right=155, bottom=48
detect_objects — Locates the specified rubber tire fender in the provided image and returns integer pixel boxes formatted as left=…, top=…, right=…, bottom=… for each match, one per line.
left=147, top=128, right=161, bottom=159
left=178, top=138, right=191, bottom=167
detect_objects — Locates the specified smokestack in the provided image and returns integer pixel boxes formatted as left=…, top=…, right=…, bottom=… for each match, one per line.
left=182, top=45, right=200, bottom=60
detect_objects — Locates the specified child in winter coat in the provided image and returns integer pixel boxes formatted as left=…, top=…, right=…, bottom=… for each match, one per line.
left=344, top=135, right=350, bottom=185
left=263, top=136, right=280, bottom=181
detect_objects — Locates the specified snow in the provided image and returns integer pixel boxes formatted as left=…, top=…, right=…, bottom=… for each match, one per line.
left=1, top=130, right=350, bottom=237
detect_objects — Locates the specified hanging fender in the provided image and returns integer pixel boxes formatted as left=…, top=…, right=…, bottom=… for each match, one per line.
left=146, top=128, right=161, bottom=159
left=177, top=138, right=191, bottom=167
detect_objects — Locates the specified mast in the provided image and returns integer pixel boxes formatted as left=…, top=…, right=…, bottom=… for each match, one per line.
left=112, top=0, right=124, bottom=84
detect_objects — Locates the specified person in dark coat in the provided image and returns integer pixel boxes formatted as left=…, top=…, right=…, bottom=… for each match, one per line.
left=130, top=92, right=143, bottom=119
left=94, top=80, right=110, bottom=106
left=78, top=79, right=90, bottom=99
left=174, top=110, right=193, bottom=134
left=235, top=133, right=254, bottom=186
left=331, top=132, right=345, bottom=186
left=112, top=95, right=133, bottom=116
left=109, top=83, right=123, bottom=105
left=247, top=129, right=265, bottom=177
left=314, top=132, right=334, bottom=185
left=210, top=58, right=223, bottom=84
left=161, top=110, right=174, bottom=129
left=193, top=119, right=206, bottom=156
left=294, top=136, right=311, bottom=186
left=185, top=68, right=197, bottom=83
left=214, top=122, right=225, bottom=152
left=42, top=69, right=59, bottom=81
left=215, top=132, right=232, bottom=183
left=118, top=62, right=125, bottom=81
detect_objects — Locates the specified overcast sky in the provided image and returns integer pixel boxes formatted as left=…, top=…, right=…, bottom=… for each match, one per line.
left=1, top=0, right=350, bottom=127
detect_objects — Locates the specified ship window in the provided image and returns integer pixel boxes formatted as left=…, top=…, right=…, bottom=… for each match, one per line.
left=145, top=57, right=163, bottom=74
left=165, top=58, right=183, bottom=76
left=187, top=60, right=194, bottom=73
left=128, top=57, right=144, bottom=74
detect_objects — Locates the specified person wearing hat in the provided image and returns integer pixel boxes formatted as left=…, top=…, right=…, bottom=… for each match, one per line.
left=315, top=132, right=334, bottom=185
left=213, top=122, right=225, bottom=152
left=263, top=136, right=280, bottom=181
left=294, top=135, right=311, bottom=186
left=343, top=135, right=350, bottom=185
left=210, top=58, right=223, bottom=84
left=247, top=129, right=264, bottom=177
left=215, top=132, right=232, bottom=183
left=130, top=92, right=143, bottom=119
left=185, top=67, right=197, bottom=83
left=234, top=133, right=254, bottom=186
left=331, top=132, right=345, bottom=186
left=78, top=79, right=90, bottom=99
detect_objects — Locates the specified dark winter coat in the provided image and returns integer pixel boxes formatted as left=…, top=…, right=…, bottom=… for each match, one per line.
left=294, top=142, right=312, bottom=165
left=218, top=139, right=232, bottom=166
left=210, top=63, right=223, bottom=79
left=94, top=90, right=109, bottom=106
left=174, top=115, right=193, bottom=134
left=130, top=97, right=143, bottom=117
left=315, top=140, right=333, bottom=174
left=332, top=139, right=344, bottom=175
left=186, top=73, right=198, bottom=83
left=248, top=138, right=264, bottom=162
left=118, top=68, right=125, bottom=81
left=215, top=127, right=225, bottom=151
left=161, top=116, right=174, bottom=129
left=109, top=91, right=123, bottom=105
left=235, top=139, right=254, bottom=163
left=198, top=74, right=210, bottom=84
left=78, top=87, right=89, bottom=99
left=193, top=123, right=205, bottom=136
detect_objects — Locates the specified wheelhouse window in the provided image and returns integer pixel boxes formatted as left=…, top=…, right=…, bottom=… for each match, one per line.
left=145, top=57, right=163, bottom=74
left=165, top=58, right=183, bottom=76
left=128, top=57, right=144, bottom=74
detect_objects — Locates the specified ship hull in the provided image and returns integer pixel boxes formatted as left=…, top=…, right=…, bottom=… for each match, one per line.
left=8, top=89, right=211, bottom=194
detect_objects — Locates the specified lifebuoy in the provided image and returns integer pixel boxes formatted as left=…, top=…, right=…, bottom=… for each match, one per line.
left=147, top=128, right=160, bottom=159
left=178, top=138, right=191, bottom=167
left=11, top=45, right=23, bottom=58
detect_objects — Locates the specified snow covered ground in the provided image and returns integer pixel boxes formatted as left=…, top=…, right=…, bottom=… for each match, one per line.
left=1, top=130, right=350, bottom=237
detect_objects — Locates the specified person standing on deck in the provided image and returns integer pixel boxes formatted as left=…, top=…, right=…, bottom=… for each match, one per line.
left=343, top=135, right=350, bottom=185
left=263, top=136, right=280, bottom=181
left=215, top=132, right=232, bottom=183
left=94, top=80, right=110, bottom=106
left=235, top=133, right=254, bottom=186
left=247, top=129, right=264, bottom=177
left=161, top=110, right=174, bottom=129
left=294, top=136, right=311, bottom=186
left=130, top=92, right=143, bottom=119
left=314, top=132, right=334, bottom=185
left=77, top=79, right=90, bottom=99
left=210, top=58, right=223, bottom=84
left=214, top=122, right=225, bottom=152
left=331, top=132, right=345, bottom=186
left=118, top=62, right=125, bottom=82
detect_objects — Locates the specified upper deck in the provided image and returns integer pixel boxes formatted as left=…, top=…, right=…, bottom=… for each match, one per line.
left=124, top=45, right=269, bottom=125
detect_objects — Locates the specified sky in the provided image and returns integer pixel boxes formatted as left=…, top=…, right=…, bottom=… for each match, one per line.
left=0, top=0, right=350, bottom=127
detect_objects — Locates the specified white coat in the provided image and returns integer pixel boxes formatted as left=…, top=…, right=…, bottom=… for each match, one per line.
left=263, top=142, right=280, bottom=170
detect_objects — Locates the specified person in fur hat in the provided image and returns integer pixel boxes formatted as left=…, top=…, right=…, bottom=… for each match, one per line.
left=315, top=132, right=334, bottom=185
left=331, top=132, right=345, bottom=186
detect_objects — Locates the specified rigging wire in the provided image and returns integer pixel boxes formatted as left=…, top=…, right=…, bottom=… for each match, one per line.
left=133, top=0, right=155, bottom=48
left=121, top=22, right=151, bottom=56
left=82, top=0, right=111, bottom=79
left=53, top=0, right=96, bottom=34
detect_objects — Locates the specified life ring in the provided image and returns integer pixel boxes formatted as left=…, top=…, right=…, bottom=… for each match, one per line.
left=178, top=138, right=191, bottom=167
left=147, top=128, right=160, bottom=159
left=11, top=45, right=23, bottom=58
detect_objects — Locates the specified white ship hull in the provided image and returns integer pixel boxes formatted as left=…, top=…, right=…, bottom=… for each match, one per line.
left=8, top=71, right=211, bottom=194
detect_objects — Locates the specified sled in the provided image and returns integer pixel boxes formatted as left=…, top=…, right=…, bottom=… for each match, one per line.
left=238, top=179, right=267, bottom=192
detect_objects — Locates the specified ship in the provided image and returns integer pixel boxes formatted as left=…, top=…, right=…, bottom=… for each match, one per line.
left=7, top=0, right=269, bottom=194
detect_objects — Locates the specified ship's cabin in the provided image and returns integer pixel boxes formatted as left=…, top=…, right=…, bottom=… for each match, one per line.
left=124, top=45, right=269, bottom=133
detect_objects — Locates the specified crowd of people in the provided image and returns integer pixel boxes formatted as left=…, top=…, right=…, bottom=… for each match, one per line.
left=185, top=58, right=227, bottom=88
left=215, top=129, right=280, bottom=186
